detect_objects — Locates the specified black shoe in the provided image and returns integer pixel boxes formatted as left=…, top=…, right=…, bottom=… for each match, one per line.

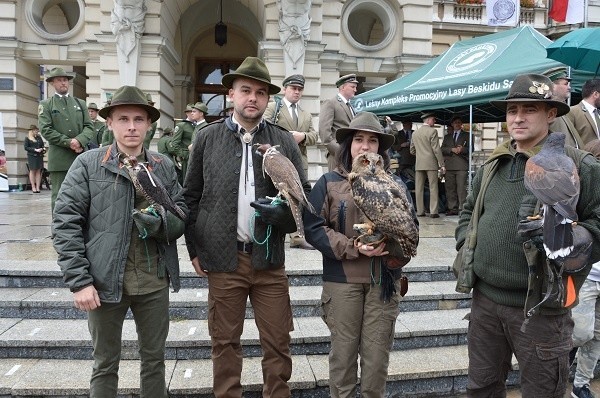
left=416, top=213, right=427, bottom=217
left=290, top=241, right=315, bottom=250
left=429, top=213, right=440, bottom=218
left=572, top=385, right=595, bottom=398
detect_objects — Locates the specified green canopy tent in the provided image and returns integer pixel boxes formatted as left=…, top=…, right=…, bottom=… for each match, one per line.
left=353, top=26, right=586, bottom=123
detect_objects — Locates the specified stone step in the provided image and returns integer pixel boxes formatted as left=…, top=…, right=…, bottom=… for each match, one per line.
left=0, top=238, right=458, bottom=288
left=0, top=346, right=520, bottom=397
left=0, top=280, right=470, bottom=320
left=0, top=308, right=470, bottom=360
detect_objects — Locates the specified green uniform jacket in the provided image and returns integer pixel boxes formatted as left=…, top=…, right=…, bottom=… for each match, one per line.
left=38, top=95, right=95, bottom=172
left=91, top=120, right=107, bottom=147
left=143, top=121, right=157, bottom=149
left=169, top=120, right=195, bottom=179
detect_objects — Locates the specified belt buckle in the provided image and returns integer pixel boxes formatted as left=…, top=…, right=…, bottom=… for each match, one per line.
left=238, top=241, right=253, bottom=254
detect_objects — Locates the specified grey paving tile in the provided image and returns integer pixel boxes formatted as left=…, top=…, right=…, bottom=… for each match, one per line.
left=0, top=358, right=39, bottom=395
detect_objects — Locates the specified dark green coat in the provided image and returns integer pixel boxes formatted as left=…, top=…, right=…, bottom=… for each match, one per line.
left=38, top=95, right=95, bottom=172
left=143, top=121, right=158, bottom=149
left=91, top=119, right=107, bottom=147
left=169, top=120, right=195, bottom=179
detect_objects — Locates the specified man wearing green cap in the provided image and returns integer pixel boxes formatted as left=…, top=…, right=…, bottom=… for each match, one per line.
left=52, top=85, right=187, bottom=398
left=38, top=67, right=95, bottom=211
left=101, top=93, right=158, bottom=149
left=191, top=101, right=209, bottom=142
left=319, top=73, right=359, bottom=171
left=455, top=73, right=600, bottom=397
left=543, top=67, right=584, bottom=149
left=87, top=103, right=106, bottom=148
left=169, top=102, right=204, bottom=183
left=263, top=74, right=318, bottom=250
left=184, top=56, right=310, bottom=397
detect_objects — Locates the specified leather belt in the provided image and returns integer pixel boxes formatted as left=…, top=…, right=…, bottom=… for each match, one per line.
left=237, top=241, right=253, bottom=254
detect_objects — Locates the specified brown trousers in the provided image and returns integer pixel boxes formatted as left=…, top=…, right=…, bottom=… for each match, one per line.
left=207, top=252, right=293, bottom=398
left=444, top=169, right=468, bottom=212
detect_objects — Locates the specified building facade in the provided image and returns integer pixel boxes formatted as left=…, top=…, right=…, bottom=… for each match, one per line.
left=1, top=0, right=598, bottom=188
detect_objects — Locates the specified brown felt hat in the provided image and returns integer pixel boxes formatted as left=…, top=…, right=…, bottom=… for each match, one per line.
left=490, top=73, right=570, bottom=117
left=99, top=86, right=160, bottom=123
left=29, top=125, right=39, bottom=131
left=45, top=67, right=73, bottom=82
left=336, top=111, right=395, bottom=151
left=222, top=57, right=281, bottom=95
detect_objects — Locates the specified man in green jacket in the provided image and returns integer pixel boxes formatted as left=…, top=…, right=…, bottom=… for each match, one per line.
left=87, top=102, right=106, bottom=148
left=456, top=73, right=600, bottom=397
left=52, top=85, right=187, bottom=397
left=38, top=67, right=95, bottom=211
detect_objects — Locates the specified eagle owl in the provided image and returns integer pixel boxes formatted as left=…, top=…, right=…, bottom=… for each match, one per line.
left=349, top=152, right=418, bottom=258
left=119, top=153, right=187, bottom=222
left=254, top=144, right=315, bottom=238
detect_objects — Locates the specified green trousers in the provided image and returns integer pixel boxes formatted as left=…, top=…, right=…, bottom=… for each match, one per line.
left=87, top=287, right=170, bottom=397
left=49, top=170, right=68, bottom=212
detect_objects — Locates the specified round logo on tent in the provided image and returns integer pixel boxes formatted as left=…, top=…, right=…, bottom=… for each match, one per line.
left=446, top=43, right=497, bottom=74
left=353, top=98, right=364, bottom=112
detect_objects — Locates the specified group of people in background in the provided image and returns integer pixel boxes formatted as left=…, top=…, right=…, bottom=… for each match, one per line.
left=32, top=56, right=600, bottom=398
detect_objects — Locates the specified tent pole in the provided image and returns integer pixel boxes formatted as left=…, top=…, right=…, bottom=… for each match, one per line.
left=468, top=105, right=473, bottom=194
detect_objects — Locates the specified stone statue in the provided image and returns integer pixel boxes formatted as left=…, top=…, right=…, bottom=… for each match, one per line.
left=278, top=0, right=311, bottom=76
left=111, top=0, right=147, bottom=63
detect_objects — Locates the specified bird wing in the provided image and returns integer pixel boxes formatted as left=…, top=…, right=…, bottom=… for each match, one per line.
left=136, top=168, right=186, bottom=221
left=351, top=172, right=418, bottom=257
left=524, top=158, right=579, bottom=221
left=263, top=150, right=315, bottom=213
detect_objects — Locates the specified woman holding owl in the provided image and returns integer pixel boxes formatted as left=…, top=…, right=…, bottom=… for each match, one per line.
left=303, top=111, right=418, bottom=397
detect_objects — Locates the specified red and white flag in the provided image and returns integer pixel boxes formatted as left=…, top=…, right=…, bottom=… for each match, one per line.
left=549, top=0, right=585, bottom=24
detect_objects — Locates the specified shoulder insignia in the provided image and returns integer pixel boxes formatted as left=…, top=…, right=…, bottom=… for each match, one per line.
left=174, top=126, right=180, bottom=133
left=38, top=104, right=43, bottom=115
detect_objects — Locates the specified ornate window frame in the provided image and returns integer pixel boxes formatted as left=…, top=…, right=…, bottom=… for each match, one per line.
left=341, top=0, right=397, bottom=52
left=24, top=0, right=85, bottom=41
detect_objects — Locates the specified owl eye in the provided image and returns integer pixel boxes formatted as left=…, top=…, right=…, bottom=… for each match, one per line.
left=362, top=159, right=370, bottom=165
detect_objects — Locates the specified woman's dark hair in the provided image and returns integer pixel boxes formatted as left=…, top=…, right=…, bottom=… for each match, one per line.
left=335, top=131, right=391, bottom=173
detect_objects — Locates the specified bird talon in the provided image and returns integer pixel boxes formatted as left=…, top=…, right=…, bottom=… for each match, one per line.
left=526, top=215, right=542, bottom=221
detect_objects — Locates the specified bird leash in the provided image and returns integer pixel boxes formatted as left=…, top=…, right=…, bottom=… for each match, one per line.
left=249, top=196, right=287, bottom=259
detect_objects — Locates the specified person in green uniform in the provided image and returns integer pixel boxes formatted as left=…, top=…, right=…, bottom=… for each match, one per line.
left=190, top=102, right=208, bottom=143
left=38, top=67, right=95, bottom=211
left=169, top=103, right=201, bottom=183
left=143, top=93, right=158, bottom=149
left=87, top=103, right=106, bottom=148
left=157, top=127, right=181, bottom=184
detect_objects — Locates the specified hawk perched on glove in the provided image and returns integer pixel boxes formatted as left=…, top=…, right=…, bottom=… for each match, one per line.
left=349, top=152, right=418, bottom=258
left=254, top=144, right=315, bottom=238
left=524, top=132, right=580, bottom=259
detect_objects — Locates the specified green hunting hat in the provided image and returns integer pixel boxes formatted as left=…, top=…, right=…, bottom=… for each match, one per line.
left=282, top=74, right=305, bottom=88
left=336, top=111, right=395, bottom=151
left=145, top=93, right=155, bottom=105
left=543, top=66, right=571, bottom=82
left=99, top=86, right=160, bottom=123
left=222, top=57, right=280, bottom=95
left=184, top=103, right=194, bottom=113
left=490, top=73, right=570, bottom=117
left=45, top=67, right=73, bottom=82
left=192, top=102, right=209, bottom=114
left=87, top=103, right=100, bottom=111
left=336, top=74, right=359, bottom=88
left=421, top=112, right=436, bottom=120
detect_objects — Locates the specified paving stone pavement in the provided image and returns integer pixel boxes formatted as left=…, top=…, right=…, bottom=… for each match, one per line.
left=0, top=190, right=597, bottom=397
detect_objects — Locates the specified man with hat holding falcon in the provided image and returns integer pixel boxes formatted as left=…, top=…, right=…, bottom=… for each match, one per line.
left=52, top=85, right=187, bottom=397
left=455, top=73, right=600, bottom=397
left=319, top=73, right=359, bottom=171
left=183, top=56, right=310, bottom=397
left=38, top=67, right=95, bottom=210
left=263, top=73, right=318, bottom=249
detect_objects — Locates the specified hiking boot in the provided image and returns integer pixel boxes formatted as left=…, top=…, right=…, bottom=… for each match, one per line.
left=572, top=385, right=595, bottom=398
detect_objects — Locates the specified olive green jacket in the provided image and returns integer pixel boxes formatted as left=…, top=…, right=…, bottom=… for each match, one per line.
left=38, top=95, right=95, bottom=172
